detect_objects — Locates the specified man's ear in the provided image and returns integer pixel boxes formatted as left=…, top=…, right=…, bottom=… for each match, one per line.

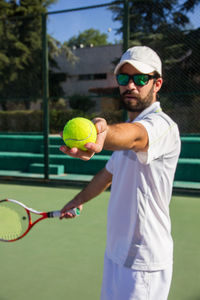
left=154, top=77, right=163, bottom=93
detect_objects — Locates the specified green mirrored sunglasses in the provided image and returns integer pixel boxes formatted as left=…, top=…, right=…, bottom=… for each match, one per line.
left=116, top=73, right=157, bottom=86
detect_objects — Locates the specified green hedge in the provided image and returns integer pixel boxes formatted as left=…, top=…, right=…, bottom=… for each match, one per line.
left=0, top=110, right=123, bottom=133
left=0, top=110, right=43, bottom=132
left=0, top=107, right=200, bottom=134
left=1, top=106, right=200, bottom=134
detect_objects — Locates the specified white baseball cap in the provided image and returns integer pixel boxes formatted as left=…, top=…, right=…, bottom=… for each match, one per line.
left=114, top=46, right=162, bottom=76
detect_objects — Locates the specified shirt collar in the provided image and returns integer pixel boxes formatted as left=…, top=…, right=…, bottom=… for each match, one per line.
left=132, top=102, right=162, bottom=123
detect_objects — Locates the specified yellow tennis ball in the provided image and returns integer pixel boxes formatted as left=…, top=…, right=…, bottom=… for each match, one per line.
left=63, top=117, right=97, bottom=151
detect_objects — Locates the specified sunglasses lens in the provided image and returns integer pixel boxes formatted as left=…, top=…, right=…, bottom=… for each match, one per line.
left=117, top=74, right=152, bottom=86
left=117, top=74, right=129, bottom=86
left=134, top=74, right=149, bottom=86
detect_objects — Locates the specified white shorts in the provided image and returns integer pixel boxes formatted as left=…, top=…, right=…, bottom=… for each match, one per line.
left=100, top=254, right=173, bottom=300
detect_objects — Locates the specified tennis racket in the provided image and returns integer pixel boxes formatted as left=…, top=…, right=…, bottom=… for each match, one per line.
left=0, top=198, right=80, bottom=242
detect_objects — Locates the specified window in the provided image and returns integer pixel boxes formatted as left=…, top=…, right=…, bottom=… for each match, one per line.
left=78, top=73, right=107, bottom=80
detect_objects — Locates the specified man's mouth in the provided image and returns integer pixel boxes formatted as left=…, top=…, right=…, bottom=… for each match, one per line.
left=124, top=95, right=138, bottom=102
left=122, top=90, right=139, bottom=100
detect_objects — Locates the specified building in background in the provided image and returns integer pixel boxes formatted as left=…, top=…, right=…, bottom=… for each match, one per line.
left=54, top=44, right=122, bottom=111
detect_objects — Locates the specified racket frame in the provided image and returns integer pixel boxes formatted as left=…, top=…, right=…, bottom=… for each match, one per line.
left=0, top=198, right=79, bottom=242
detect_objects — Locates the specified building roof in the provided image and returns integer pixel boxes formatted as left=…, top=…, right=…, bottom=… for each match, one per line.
left=55, top=44, right=122, bottom=75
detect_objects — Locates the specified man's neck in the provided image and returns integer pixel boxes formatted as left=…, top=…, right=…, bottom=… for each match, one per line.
left=128, top=100, right=158, bottom=122
left=128, top=111, right=141, bottom=122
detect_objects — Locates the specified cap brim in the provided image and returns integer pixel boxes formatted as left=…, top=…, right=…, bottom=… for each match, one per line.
left=114, top=60, right=157, bottom=75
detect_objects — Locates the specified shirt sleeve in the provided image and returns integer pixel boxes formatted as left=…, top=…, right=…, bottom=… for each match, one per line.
left=105, top=152, right=115, bottom=174
left=135, top=113, right=180, bottom=165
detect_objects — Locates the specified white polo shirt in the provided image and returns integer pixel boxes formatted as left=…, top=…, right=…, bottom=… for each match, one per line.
left=105, top=102, right=181, bottom=271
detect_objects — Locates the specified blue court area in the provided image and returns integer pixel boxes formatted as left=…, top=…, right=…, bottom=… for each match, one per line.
left=0, top=183, right=200, bottom=300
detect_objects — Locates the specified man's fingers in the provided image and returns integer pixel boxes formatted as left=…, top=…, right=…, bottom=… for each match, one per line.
left=59, top=145, right=95, bottom=161
left=59, top=118, right=108, bottom=160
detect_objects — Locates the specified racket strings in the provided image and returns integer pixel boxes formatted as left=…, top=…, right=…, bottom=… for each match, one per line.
left=1, top=232, right=23, bottom=241
left=0, top=202, right=29, bottom=241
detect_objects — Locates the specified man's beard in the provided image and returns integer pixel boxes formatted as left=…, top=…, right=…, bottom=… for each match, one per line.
left=120, top=85, right=154, bottom=112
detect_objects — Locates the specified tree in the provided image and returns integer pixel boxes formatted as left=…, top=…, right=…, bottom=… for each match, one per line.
left=0, top=0, right=75, bottom=110
left=109, top=0, right=200, bottom=106
left=65, top=28, right=109, bottom=48
left=109, top=0, right=199, bottom=34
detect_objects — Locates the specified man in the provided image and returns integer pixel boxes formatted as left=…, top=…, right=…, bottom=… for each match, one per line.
left=60, top=46, right=181, bottom=300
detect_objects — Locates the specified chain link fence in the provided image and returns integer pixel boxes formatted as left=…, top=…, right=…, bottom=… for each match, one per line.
left=0, top=12, right=43, bottom=132
left=0, top=1, right=199, bottom=135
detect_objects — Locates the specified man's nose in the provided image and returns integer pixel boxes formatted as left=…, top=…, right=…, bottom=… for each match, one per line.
left=126, top=77, right=137, bottom=90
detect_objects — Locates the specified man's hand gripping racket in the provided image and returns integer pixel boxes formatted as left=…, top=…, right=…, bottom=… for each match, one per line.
left=0, top=198, right=80, bottom=242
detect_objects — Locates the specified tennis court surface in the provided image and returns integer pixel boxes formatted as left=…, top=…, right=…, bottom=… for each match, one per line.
left=0, top=183, right=200, bottom=300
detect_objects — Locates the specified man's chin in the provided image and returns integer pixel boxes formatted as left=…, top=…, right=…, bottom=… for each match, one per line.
left=121, top=102, right=143, bottom=112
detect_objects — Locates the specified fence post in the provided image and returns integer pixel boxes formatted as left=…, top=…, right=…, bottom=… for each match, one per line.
left=123, top=0, right=129, bottom=120
left=123, top=0, right=129, bottom=52
left=42, top=13, right=49, bottom=180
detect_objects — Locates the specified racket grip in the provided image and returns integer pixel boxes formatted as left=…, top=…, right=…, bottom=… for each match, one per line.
left=51, top=208, right=80, bottom=218
left=67, top=208, right=80, bottom=216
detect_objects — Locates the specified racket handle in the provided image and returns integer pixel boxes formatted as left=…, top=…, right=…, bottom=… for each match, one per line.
left=50, top=208, right=80, bottom=218
left=69, top=207, right=80, bottom=216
